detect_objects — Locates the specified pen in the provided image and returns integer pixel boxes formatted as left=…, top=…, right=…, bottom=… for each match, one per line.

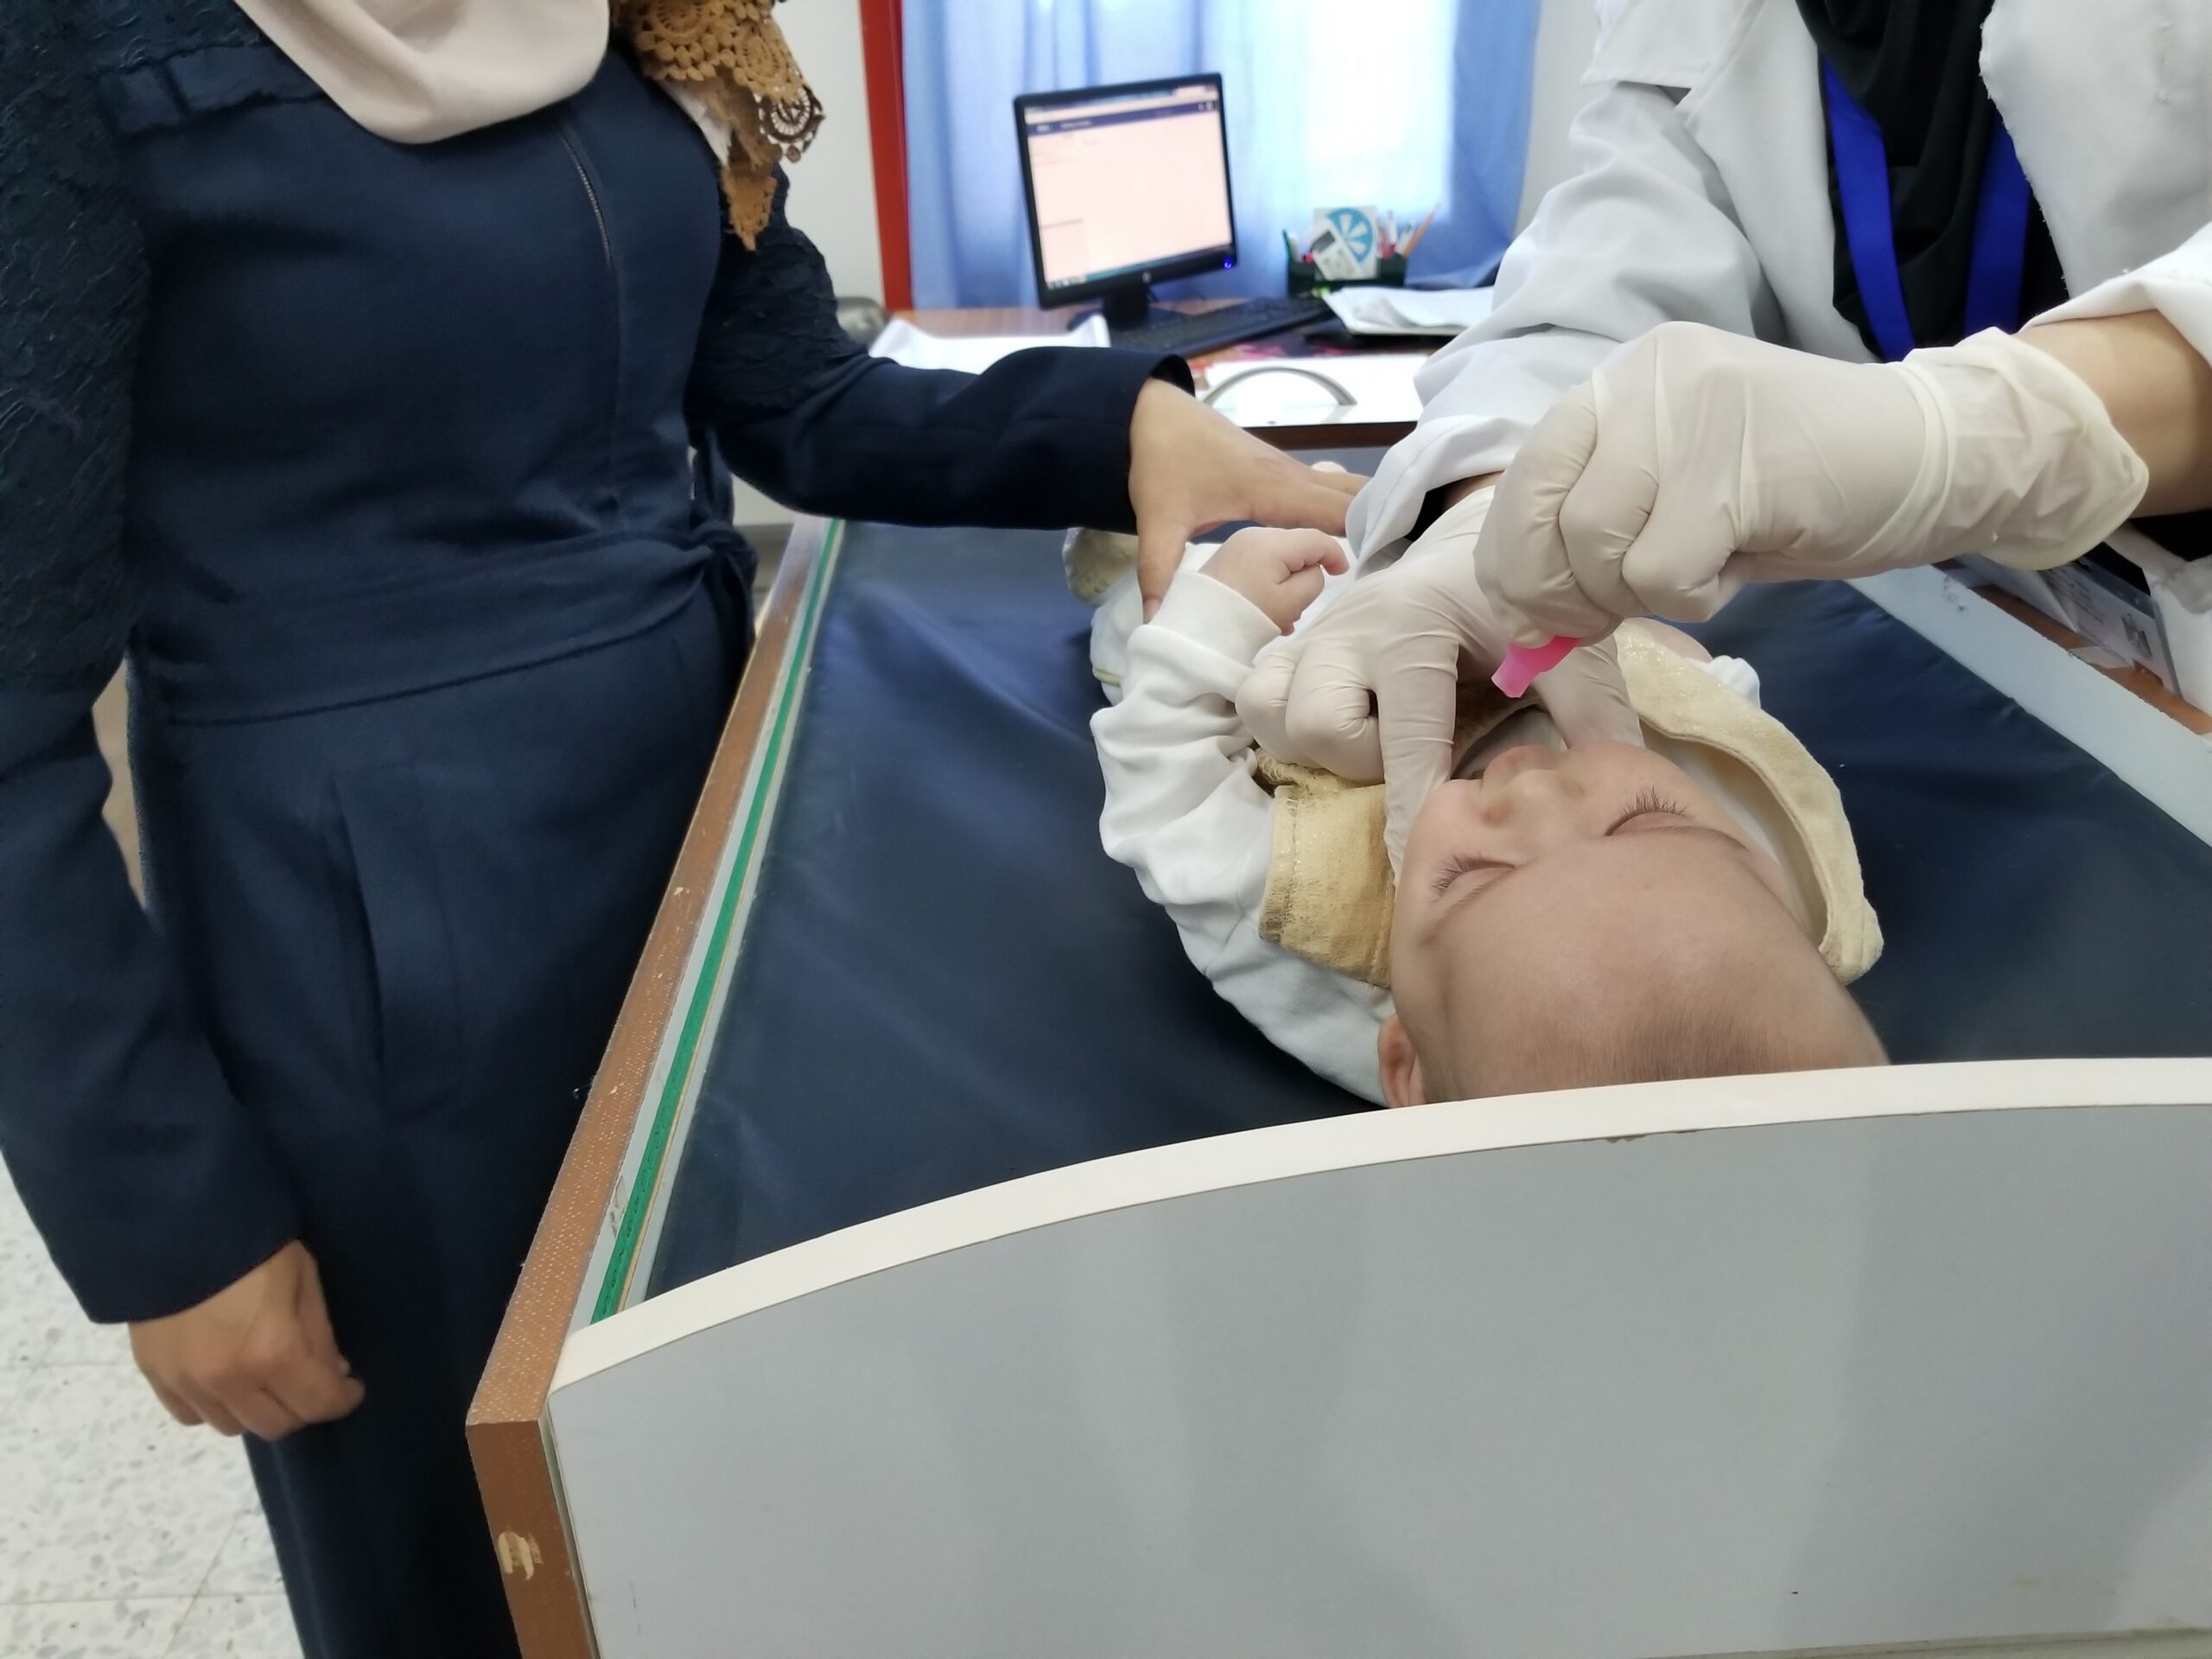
left=1401, top=207, right=1439, bottom=257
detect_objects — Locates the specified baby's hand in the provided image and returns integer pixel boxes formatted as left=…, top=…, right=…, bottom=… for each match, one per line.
left=1202, top=528, right=1349, bottom=633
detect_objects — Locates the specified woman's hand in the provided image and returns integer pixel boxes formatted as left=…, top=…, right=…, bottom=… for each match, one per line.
left=1236, top=485, right=1641, bottom=873
left=1475, top=321, right=2148, bottom=645
left=130, top=1240, right=365, bottom=1440
left=1128, top=379, right=1365, bottom=618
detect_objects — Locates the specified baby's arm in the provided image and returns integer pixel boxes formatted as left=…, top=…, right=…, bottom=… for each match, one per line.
left=1094, top=532, right=1344, bottom=951
left=1095, top=534, right=1390, bottom=1100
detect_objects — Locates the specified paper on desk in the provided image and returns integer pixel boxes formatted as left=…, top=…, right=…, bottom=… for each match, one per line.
left=1199, top=352, right=1431, bottom=429
left=868, top=315, right=1109, bottom=371
left=1324, top=285, right=1495, bottom=337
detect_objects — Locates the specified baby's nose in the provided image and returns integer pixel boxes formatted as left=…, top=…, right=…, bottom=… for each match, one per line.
left=1477, top=745, right=1583, bottom=823
left=1480, top=744, right=1568, bottom=790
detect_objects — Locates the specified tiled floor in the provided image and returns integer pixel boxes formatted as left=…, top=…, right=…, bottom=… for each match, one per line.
left=0, top=1167, right=300, bottom=1659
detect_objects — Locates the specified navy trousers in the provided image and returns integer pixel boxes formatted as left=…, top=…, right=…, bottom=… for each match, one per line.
left=135, top=571, right=747, bottom=1656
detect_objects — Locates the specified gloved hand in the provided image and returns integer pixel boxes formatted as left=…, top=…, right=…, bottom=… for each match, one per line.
left=1477, top=321, right=2151, bottom=644
left=1237, top=485, right=1642, bottom=873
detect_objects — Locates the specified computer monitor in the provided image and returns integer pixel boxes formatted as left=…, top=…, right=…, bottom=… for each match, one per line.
left=1014, top=74, right=1237, bottom=327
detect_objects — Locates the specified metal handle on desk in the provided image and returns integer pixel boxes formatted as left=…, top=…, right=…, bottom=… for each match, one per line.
left=1201, top=365, right=1355, bottom=408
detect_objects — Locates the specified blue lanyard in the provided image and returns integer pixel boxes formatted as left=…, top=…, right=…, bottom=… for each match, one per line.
left=1821, top=59, right=2032, bottom=363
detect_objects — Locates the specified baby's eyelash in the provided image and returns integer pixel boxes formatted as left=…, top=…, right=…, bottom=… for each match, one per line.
left=1428, top=855, right=1484, bottom=898
left=1605, top=788, right=1689, bottom=836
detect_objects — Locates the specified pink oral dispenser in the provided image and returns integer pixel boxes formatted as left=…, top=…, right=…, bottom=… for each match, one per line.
left=1491, top=635, right=1580, bottom=699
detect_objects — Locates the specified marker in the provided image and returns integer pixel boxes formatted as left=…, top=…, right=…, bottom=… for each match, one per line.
left=1491, top=635, right=1580, bottom=699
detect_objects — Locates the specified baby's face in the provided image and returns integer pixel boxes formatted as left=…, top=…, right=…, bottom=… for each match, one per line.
left=1397, top=741, right=1796, bottom=938
left=1386, top=741, right=1812, bottom=1101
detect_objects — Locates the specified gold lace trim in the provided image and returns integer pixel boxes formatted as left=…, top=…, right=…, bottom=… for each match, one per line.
left=617, top=0, right=826, bottom=246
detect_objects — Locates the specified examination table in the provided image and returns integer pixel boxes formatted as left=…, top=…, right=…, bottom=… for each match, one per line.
left=470, top=450, right=2212, bottom=1659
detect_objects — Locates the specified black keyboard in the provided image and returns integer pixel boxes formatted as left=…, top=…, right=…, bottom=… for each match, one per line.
left=1109, top=296, right=1332, bottom=357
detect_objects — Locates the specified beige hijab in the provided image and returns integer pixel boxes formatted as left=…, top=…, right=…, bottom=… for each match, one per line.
left=234, top=0, right=823, bottom=244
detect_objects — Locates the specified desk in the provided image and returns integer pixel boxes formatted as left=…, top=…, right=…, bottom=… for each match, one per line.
left=469, top=474, right=2212, bottom=1658
left=901, top=300, right=1436, bottom=450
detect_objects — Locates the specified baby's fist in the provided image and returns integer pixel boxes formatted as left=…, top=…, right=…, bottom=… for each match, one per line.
left=1203, top=528, right=1349, bottom=633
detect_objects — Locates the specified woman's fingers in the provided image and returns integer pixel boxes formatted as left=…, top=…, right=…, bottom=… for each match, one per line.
left=1135, top=510, right=1198, bottom=620
left=261, top=1343, right=365, bottom=1429
left=230, top=1389, right=307, bottom=1443
left=1251, top=472, right=1359, bottom=539
left=147, top=1379, right=202, bottom=1428
left=174, top=1382, right=245, bottom=1440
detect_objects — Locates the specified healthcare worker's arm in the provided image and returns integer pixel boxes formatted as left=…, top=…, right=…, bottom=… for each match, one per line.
left=687, top=178, right=1361, bottom=585
left=0, top=11, right=358, bottom=1439
left=1347, top=76, right=1783, bottom=556
left=1471, top=219, right=2212, bottom=644
left=2023, top=315, right=2212, bottom=516
left=1239, top=73, right=1772, bottom=858
left=1093, top=535, right=1394, bottom=1103
left=2018, top=224, right=2212, bottom=513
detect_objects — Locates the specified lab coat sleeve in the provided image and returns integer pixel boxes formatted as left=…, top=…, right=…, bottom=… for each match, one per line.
left=1350, top=79, right=1784, bottom=555
left=2030, top=222, right=2212, bottom=372
left=1094, top=574, right=1391, bottom=1103
left=688, top=176, right=1191, bottom=534
left=0, top=14, right=302, bottom=1324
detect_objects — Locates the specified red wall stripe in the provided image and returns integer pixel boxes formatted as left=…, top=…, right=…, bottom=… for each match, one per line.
left=856, top=0, right=914, bottom=312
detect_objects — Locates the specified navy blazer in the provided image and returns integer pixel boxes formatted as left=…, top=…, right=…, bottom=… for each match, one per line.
left=0, top=0, right=1185, bottom=1325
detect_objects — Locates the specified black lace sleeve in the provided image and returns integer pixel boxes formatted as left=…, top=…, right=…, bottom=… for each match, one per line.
left=686, top=175, right=1188, bottom=532
left=1, top=0, right=147, bottom=692
left=0, top=4, right=303, bottom=1324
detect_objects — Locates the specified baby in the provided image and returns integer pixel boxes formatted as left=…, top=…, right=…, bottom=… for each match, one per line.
left=1085, top=518, right=1889, bottom=1106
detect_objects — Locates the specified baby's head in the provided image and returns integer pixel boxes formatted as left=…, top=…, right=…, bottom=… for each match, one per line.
left=1379, top=740, right=1885, bottom=1106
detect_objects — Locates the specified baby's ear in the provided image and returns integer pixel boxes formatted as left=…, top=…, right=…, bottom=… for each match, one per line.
left=1377, top=1017, right=1426, bottom=1109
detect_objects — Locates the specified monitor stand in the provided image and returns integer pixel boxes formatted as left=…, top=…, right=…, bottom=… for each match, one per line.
left=1075, top=283, right=1154, bottom=335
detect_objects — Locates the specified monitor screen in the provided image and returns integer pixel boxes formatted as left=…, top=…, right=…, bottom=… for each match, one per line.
left=1019, top=80, right=1235, bottom=296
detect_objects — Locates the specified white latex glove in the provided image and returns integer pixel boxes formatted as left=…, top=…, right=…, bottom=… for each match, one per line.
left=1236, top=485, right=1642, bottom=873
left=1478, top=321, right=2152, bottom=644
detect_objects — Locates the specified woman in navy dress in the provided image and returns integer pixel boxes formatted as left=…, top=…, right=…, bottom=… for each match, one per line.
left=0, top=2, right=1359, bottom=1652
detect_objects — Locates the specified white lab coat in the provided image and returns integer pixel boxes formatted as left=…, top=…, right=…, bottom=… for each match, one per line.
left=1351, top=0, right=2212, bottom=555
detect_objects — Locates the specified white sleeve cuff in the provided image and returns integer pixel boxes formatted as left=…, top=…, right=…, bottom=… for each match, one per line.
left=1148, top=570, right=1286, bottom=665
left=1695, top=653, right=1762, bottom=707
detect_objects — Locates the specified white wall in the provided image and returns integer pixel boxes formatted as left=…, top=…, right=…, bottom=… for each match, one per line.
left=737, top=0, right=887, bottom=532
left=778, top=0, right=886, bottom=299
left=1516, top=0, right=1603, bottom=231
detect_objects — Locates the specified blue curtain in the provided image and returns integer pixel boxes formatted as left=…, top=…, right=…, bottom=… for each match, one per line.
left=902, top=0, right=1545, bottom=308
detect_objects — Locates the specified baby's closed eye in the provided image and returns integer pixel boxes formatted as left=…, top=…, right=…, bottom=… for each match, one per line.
left=1604, top=787, right=1694, bottom=835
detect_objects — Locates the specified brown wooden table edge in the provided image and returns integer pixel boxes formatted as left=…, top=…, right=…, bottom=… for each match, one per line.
left=1245, top=418, right=1412, bottom=452
left=1972, top=583, right=2212, bottom=734
left=466, top=518, right=832, bottom=1659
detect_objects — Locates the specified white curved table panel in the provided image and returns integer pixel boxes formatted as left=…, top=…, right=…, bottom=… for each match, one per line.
left=544, top=1061, right=2212, bottom=1659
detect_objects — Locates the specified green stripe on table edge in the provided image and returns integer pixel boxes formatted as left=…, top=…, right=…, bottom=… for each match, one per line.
left=591, top=520, right=847, bottom=1322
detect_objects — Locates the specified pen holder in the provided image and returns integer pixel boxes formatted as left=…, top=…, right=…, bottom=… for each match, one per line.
left=1288, top=252, right=1408, bottom=297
